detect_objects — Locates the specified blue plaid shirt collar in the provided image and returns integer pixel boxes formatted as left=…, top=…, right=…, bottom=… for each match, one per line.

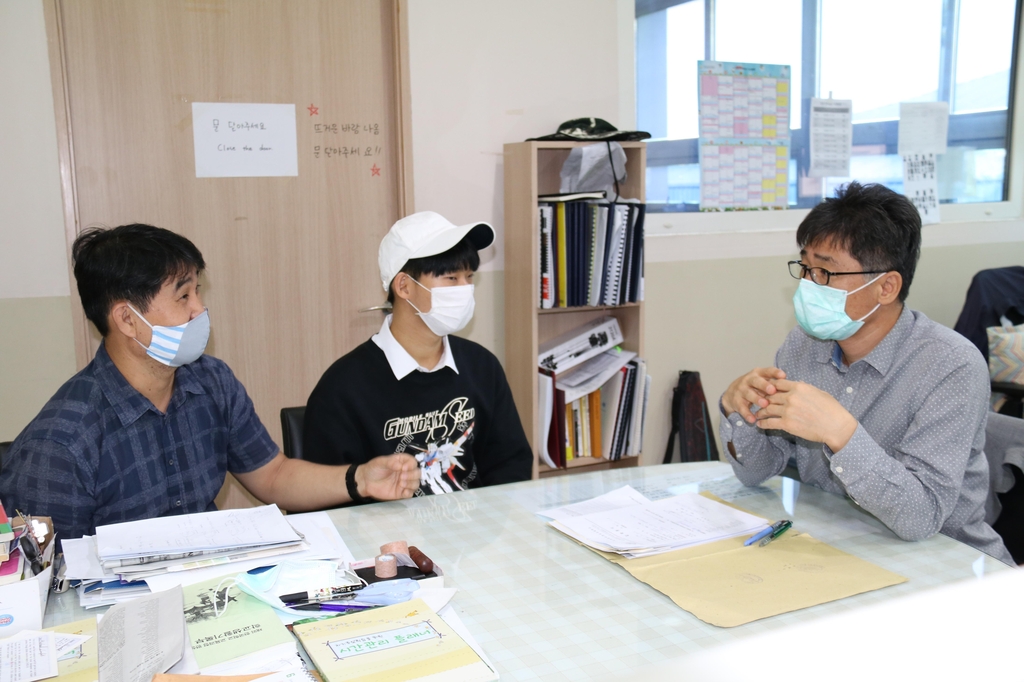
left=93, top=343, right=208, bottom=427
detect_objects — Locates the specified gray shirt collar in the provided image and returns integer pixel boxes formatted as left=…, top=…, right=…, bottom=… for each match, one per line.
left=817, top=305, right=914, bottom=376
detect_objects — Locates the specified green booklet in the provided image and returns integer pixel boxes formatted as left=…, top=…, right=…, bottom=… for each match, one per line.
left=183, top=576, right=294, bottom=671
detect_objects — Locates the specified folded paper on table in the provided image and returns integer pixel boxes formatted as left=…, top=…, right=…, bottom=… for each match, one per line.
left=567, top=494, right=907, bottom=627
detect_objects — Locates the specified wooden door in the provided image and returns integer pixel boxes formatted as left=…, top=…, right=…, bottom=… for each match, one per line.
left=45, top=0, right=412, bottom=457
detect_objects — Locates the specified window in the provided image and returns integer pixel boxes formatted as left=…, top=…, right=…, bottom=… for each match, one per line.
left=636, top=0, right=1021, bottom=213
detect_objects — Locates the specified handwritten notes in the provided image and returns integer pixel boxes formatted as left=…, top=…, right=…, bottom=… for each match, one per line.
left=903, top=153, right=941, bottom=225
left=311, top=121, right=382, bottom=161
left=192, top=103, right=298, bottom=178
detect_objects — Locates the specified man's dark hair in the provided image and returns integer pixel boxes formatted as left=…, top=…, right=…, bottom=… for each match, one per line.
left=796, top=181, right=922, bottom=302
left=387, top=235, right=481, bottom=305
left=72, top=224, right=206, bottom=336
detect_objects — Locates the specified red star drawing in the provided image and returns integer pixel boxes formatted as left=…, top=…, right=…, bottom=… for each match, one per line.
left=307, top=103, right=319, bottom=116
left=370, top=164, right=381, bottom=176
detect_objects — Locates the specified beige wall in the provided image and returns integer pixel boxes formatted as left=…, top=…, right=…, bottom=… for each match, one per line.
left=0, top=0, right=77, bottom=441
left=642, top=240, right=1024, bottom=465
left=0, top=297, right=77, bottom=440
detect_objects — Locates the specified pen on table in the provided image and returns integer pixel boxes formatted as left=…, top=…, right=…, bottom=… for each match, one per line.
left=288, top=602, right=381, bottom=613
left=759, top=521, right=793, bottom=548
left=744, top=520, right=791, bottom=547
left=279, top=585, right=363, bottom=603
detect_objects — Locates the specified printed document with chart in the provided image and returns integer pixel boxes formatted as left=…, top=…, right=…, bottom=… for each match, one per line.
left=698, top=61, right=791, bottom=211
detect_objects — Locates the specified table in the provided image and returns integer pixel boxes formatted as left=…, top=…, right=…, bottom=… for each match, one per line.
left=44, top=462, right=1010, bottom=681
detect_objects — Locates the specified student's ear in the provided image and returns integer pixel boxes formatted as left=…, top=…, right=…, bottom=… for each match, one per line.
left=392, top=273, right=414, bottom=302
left=109, top=301, right=141, bottom=339
left=878, top=272, right=903, bottom=305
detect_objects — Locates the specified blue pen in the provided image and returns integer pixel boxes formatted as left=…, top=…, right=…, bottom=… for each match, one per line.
left=744, top=520, right=790, bottom=547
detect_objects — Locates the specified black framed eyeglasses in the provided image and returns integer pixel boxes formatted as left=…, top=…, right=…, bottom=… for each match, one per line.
left=788, top=261, right=886, bottom=286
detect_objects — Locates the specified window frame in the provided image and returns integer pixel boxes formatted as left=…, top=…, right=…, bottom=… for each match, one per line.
left=637, top=0, right=1024, bottom=235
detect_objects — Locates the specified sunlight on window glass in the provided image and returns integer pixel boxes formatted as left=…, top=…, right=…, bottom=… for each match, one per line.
left=715, top=0, right=803, bottom=128
left=666, top=1, right=705, bottom=139
left=820, top=0, right=942, bottom=122
left=955, top=0, right=1016, bottom=113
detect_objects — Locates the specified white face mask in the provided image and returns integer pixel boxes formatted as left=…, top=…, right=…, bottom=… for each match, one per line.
left=407, top=277, right=475, bottom=336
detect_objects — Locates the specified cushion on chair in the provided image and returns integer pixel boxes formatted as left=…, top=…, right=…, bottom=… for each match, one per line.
left=988, top=324, right=1024, bottom=414
left=989, top=323, right=1024, bottom=384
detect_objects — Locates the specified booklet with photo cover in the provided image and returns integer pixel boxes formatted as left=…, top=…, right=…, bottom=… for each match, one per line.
left=183, top=576, right=295, bottom=672
left=292, top=598, right=497, bottom=682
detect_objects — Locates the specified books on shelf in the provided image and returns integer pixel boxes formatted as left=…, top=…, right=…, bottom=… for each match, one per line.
left=538, top=347, right=650, bottom=468
left=538, top=199, right=645, bottom=309
left=0, top=503, right=15, bottom=546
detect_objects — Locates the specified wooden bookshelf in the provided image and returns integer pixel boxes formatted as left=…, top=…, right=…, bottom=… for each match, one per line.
left=503, top=140, right=647, bottom=479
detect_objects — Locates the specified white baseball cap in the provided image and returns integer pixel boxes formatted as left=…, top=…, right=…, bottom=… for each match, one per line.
left=378, top=211, right=494, bottom=293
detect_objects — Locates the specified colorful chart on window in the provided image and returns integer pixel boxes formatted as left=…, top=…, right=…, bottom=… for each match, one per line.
left=698, top=61, right=791, bottom=211
left=699, top=140, right=790, bottom=210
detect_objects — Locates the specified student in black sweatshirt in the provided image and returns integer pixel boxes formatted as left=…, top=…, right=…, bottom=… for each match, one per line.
left=303, top=211, right=532, bottom=500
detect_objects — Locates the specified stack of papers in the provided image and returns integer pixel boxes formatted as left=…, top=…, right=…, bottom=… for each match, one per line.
left=543, top=486, right=767, bottom=558
left=96, top=504, right=304, bottom=575
left=63, top=506, right=336, bottom=608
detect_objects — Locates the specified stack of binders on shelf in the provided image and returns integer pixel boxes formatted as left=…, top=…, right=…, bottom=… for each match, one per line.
left=538, top=193, right=646, bottom=309
left=537, top=319, right=651, bottom=468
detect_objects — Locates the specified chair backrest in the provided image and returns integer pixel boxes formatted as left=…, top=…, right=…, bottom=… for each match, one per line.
left=987, top=412, right=1024, bottom=564
left=0, top=441, right=9, bottom=473
left=280, top=407, right=306, bottom=460
left=953, top=266, right=1024, bottom=362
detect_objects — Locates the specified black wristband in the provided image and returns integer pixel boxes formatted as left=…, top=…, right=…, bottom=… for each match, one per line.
left=346, top=463, right=370, bottom=503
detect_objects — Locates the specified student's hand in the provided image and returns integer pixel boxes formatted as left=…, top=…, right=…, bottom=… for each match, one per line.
left=357, top=454, right=421, bottom=500
left=754, top=379, right=859, bottom=451
left=722, top=367, right=787, bottom=424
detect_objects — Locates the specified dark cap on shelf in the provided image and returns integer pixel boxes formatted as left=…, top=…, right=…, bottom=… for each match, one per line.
left=528, top=117, right=651, bottom=142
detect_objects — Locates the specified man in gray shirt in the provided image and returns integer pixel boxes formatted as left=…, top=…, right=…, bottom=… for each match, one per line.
left=721, top=182, right=1012, bottom=564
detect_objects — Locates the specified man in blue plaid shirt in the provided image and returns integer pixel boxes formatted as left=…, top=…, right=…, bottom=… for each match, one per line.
left=0, top=224, right=420, bottom=541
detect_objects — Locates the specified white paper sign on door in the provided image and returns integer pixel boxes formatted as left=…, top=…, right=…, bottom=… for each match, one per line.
left=192, top=103, right=298, bottom=178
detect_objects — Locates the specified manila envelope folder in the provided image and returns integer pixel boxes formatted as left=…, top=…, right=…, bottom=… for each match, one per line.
left=589, top=496, right=907, bottom=628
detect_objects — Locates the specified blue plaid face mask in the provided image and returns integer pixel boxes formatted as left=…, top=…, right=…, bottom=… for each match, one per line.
left=128, top=304, right=210, bottom=367
left=792, top=273, right=884, bottom=341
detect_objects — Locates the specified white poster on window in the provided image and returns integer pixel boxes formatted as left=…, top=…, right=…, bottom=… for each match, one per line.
left=192, top=103, right=298, bottom=178
left=809, top=98, right=852, bottom=177
left=902, top=153, right=940, bottom=225
left=898, top=102, right=949, bottom=156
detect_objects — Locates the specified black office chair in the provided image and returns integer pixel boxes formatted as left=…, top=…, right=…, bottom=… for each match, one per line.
left=985, top=412, right=1024, bottom=564
left=280, top=407, right=306, bottom=460
left=0, top=441, right=9, bottom=473
left=954, top=266, right=1024, bottom=417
